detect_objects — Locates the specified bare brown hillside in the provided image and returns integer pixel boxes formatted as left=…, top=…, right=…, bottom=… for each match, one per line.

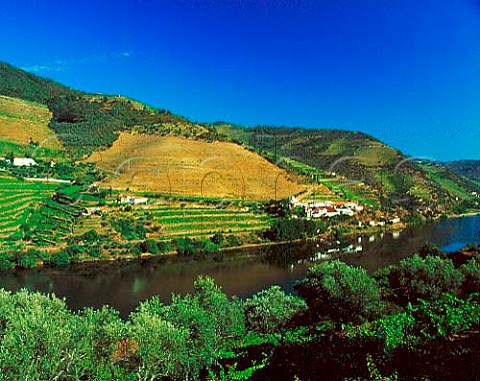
left=88, top=133, right=305, bottom=200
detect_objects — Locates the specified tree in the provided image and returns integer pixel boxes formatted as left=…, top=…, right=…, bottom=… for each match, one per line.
left=461, top=258, right=480, bottom=295
left=245, top=285, right=307, bottom=334
left=6, top=151, right=14, bottom=163
left=380, top=255, right=465, bottom=305
left=193, top=276, right=245, bottom=348
left=265, top=218, right=317, bottom=242
left=139, top=239, right=160, bottom=254
left=0, top=290, right=115, bottom=380
left=112, top=218, right=146, bottom=240
left=127, top=277, right=247, bottom=380
left=128, top=310, right=190, bottom=380
left=295, top=260, right=383, bottom=323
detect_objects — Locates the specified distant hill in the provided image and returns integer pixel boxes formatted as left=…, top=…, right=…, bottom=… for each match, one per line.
left=446, top=160, right=480, bottom=181
left=216, top=124, right=480, bottom=213
left=0, top=61, right=74, bottom=103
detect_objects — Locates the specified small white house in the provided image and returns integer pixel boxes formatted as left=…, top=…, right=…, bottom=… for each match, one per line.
left=13, top=158, right=37, bottom=167
left=120, top=194, right=148, bottom=205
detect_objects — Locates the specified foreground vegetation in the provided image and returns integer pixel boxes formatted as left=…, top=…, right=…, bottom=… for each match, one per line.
left=0, top=244, right=479, bottom=380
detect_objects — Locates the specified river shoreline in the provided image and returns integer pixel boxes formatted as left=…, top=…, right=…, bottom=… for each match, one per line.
left=3, top=211, right=478, bottom=274
left=1, top=214, right=478, bottom=316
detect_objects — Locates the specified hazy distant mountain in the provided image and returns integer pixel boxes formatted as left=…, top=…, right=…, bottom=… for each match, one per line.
left=446, top=160, right=480, bottom=180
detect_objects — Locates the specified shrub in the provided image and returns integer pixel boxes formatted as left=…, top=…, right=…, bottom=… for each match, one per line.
left=461, top=258, right=480, bottom=295
left=380, top=255, right=465, bottom=305
left=53, top=250, right=71, bottom=266
left=140, top=239, right=160, bottom=254
left=295, top=260, right=383, bottom=323
left=245, top=286, right=307, bottom=334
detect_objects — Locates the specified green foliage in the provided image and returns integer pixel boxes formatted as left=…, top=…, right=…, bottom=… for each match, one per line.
left=0, top=252, right=14, bottom=270
left=138, top=238, right=160, bottom=254
left=130, top=277, right=245, bottom=380
left=265, top=217, right=318, bottom=242
left=411, top=293, right=480, bottom=341
left=81, top=229, right=102, bottom=244
left=0, top=61, right=74, bottom=104
left=173, top=237, right=219, bottom=257
left=128, top=310, right=191, bottom=380
left=0, top=289, right=126, bottom=380
left=344, top=310, right=417, bottom=352
left=365, top=354, right=399, bottom=381
left=461, top=258, right=480, bottom=295
left=111, top=217, right=146, bottom=240
left=245, top=286, right=307, bottom=335
left=156, top=240, right=173, bottom=253
left=379, top=254, right=465, bottom=305
left=345, top=293, right=480, bottom=353
left=208, top=357, right=269, bottom=381
left=226, top=234, right=243, bottom=247
left=13, top=249, right=40, bottom=268
left=211, top=232, right=225, bottom=245
left=52, top=250, right=71, bottom=266
left=295, top=260, right=383, bottom=323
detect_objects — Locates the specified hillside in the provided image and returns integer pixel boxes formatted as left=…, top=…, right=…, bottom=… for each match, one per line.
left=0, top=62, right=216, bottom=155
left=0, top=95, right=63, bottom=159
left=0, top=61, right=477, bottom=267
left=87, top=133, right=305, bottom=200
left=447, top=160, right=480, bottom=181
left=216, top=124, right=480, bottom=213
left=0, top=61, right=478, bottom=215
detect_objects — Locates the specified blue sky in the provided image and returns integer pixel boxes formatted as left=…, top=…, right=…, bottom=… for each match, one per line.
left=1, top=0, right=479, bottom=161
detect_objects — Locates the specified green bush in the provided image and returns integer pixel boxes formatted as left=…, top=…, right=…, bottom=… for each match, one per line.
left=140, top=239, right=160, bottom=254
left=174, top=238, right=219, bottom=257
left=130, top=277, right=244, bottom=380
left=380, top=255, right=465, bottom=305
left=52, top=250, right=71, bottom=266
left=265, top=218, right=318, bottom=242
left=245, top=286, right=307, bottom=334
left=345, top=293, right=480, bottom=352
left=295, top=260, right=383, bottom=323
left=111, top=218, right=146, bottom=240
left=461, top=258, right=480, bottom=295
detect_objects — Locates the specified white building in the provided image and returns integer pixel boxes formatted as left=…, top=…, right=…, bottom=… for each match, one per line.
left=13, top=158, right=37, bottom=167
left=120, top=194, right=148, bottom=205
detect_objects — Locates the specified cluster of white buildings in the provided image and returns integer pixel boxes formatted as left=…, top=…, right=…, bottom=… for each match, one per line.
left=291, top=196, right=363, bottom=219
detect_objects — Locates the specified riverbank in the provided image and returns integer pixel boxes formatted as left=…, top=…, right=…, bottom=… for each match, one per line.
left=3, top=209, right=477, bottom=272
left=1, top=215, right=478, bottom=318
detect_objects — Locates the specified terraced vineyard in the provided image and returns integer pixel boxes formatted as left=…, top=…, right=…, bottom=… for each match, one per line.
left=0, top=176, right=59, bottom=238
left=277, top=156, right=378, bottom=206
left=29, top=186, right=102, bottom=245
left=148, top=203, right=271, bottom=239
left=320, top=178, right=379, bottom=207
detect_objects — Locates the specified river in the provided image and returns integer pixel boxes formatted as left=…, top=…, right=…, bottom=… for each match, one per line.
left=0, top=215, right=479, bottom=317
